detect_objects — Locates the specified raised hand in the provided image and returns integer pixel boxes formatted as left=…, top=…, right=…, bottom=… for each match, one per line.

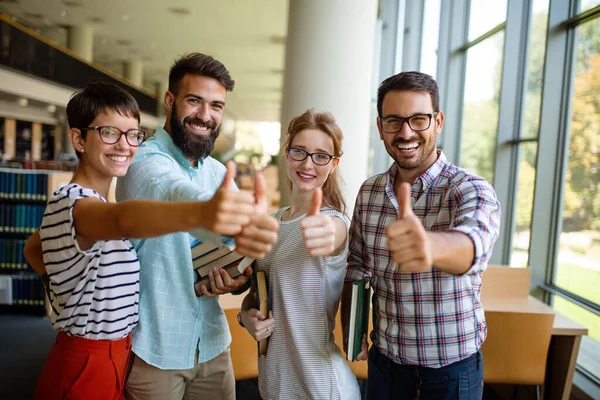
left=234, top=171, right=279, bottom=260
left=202, top=161, right=255, bottom=236
left=299, top=188, right=337, bottom=257
left=385, top=182, right=432, bottom=272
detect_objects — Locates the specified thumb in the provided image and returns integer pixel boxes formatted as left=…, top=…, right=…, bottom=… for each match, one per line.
left=254, top=171, right=268, bottom=213
left=220, top=161, right=236, bottom=190
left=307, top=187, right=322, bottom=216
left=398, top=182, right=414, bottom=219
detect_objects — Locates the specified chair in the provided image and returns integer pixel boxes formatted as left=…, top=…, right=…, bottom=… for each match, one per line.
left=225, top=308, right=259, bottom=380
left=481, top=266, right=555, bottom=399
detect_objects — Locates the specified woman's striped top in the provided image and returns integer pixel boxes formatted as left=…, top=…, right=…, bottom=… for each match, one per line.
left=256, top=207, right=361, bottom=400
left=40, top=183, right=140, bottom=340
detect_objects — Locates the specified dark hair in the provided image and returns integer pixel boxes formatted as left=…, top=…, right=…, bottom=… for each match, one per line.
left=169, top=53, right=235, bottom=94
left=67, top=82, right=141, bottom=157
left=377, top=71, right=440, bottom=117
left=282, top=109, right=346, bottom=215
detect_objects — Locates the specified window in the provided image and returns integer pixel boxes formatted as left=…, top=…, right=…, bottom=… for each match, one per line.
left=420, top=0, right=441, bottom=78
left=555, top=16, right=600, bottom=307
left=510, top=0, right=550, bottom=268
left=467, top=0, right=508, bottom=40
left=459, top=31, right=505, bottom=183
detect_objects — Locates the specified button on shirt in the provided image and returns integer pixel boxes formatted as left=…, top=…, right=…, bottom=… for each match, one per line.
left=116, top=126, right=232, bottom=370
left=345, top=151, right=501, bottom=368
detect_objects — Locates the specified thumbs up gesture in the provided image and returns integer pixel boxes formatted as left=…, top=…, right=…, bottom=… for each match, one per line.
left=299, top=188, right=337, bottom=257
left=234, top=171, right=280, bottom=260
left=203, top=161, right=255, bottom=236
left=385, top=182, right=432, bottom=272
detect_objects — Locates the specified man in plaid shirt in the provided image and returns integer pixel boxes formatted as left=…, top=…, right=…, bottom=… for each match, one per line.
left=342, top=71, right=501, bottom=399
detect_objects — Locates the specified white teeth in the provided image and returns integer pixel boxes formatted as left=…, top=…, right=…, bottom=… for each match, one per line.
left=189, top=123, right=208, bottom=131
left=298, top=172, right=314, bottom=179
left=397, top=142, right=419, bottom=150
left=108, top=155, right=127, bottom=162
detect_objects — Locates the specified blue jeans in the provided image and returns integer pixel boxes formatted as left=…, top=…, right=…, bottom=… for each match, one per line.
left=367, top=346, right=484, bottom=400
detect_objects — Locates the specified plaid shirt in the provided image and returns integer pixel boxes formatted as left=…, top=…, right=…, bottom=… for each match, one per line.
left=346, top=151, right=501, bottom=368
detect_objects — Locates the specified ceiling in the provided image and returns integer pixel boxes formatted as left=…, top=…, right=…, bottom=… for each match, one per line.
left=0, top=0, right=288, bottom=122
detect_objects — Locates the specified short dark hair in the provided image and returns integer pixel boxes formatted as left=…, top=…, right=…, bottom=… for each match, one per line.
left=377, top=71, right=440, bottom=117
left=66, top=82, right=140, bottom=157
left=168, top=53, right=235, bottom=94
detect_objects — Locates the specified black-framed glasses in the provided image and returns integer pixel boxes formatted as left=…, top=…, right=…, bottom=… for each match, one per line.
left=379, top=112, right=438, bottom=133
left=287, top=147, right=340, bottom=166
left=81, top=126, right=146, bottom=147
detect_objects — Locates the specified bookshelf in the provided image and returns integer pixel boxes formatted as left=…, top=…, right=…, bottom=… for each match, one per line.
left=0, top=168, right=73, bottom=315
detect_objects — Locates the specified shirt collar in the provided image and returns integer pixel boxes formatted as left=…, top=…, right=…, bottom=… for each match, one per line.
left=386, top=149, right=448, bottom=191
left=152, top=126, right=204, bottom=169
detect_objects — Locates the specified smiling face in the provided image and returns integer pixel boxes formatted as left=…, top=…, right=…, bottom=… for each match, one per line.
left=286, top=128, right=340, bottom=194
left=378, top=90, right=444, bottom=174
left=70, top=110, right=140, bottom=178
left=165, top=74, right=226, bottom=160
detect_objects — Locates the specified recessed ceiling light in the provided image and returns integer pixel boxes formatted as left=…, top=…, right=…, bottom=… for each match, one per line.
left=17, top=97, right=28, bottom=107
left=122, top=15, right=130, bottom=21
left=60, top=10, right=68, bottom=17
left=47, top=104, right=57, bottom=113
left=168, top=7, right=191, bottom=16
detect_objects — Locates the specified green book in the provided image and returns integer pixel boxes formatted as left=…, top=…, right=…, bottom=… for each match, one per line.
left=346, top=279, right=371, bottom=361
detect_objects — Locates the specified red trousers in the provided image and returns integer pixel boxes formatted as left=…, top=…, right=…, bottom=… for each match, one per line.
left=34, top=331, right=132, bottom=400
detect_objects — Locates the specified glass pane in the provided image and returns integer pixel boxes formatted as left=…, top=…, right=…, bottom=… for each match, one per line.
left=510, top=142, right=538, bottom=267
left=459, top=32, right=505, bottom=184
left=553, top=297, right=600, bottom=378
left=555, top=17, right=600, bottom=304
left=580, top=0, right=600, bottom=13
left=522, top=0, right=550, bottom=139
left=420, top=0, right=441, bottom=78
left=468, top=0, right=508, bottom=41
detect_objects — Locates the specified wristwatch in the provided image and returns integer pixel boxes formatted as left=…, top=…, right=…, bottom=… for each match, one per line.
left=237, top=310, right=246, bottom=327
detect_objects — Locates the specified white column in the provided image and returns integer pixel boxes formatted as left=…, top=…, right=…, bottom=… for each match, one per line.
left=279, top=0, right=378, bottom=213
left=154, top=80, right=169, bottom=117
left=67, top=26, right=94, bottom=62
left=123, top=60, right=144, bottom=88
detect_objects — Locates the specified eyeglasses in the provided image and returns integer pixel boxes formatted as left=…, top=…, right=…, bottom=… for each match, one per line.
left=287, top=147, right=340, bottom=166
left=379, top=112, right=438, bottom=133
left=81, top=126, right=146, bottom=147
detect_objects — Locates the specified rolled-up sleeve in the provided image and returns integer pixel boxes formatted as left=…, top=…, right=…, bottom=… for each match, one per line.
left=449, top=177, right=501, bottom=275
left=345, top=187, right=372, bottom=282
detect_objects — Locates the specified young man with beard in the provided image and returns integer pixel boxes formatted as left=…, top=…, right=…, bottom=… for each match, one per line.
left=116, top=53, right=279, bottom=400
left=342, top=71, right=501, bottom=399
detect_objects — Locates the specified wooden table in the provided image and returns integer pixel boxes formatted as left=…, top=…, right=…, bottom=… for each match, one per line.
left=482, top=267, right=589, bottom=400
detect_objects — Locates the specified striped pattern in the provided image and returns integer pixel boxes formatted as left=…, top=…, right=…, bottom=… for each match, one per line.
left=257, top=207, right=360, bottom=400
left=40, top=183, right=140, bottom=340
left=346, top=151, right=501, bottom=368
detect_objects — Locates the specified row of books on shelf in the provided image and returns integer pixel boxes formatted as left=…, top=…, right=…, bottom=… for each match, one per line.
left=0, top=204, right=45, bottom=233
left=0, top=275, right=45, bottom=306
left=0, top=239, right=30, bottom=270
left=0, top=170, right=49, bottom=200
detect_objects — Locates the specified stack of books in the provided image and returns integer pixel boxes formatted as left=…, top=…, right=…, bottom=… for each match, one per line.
left=192, top=241, right=254, bottom=295
left=346, top=279, right=371, bottom=361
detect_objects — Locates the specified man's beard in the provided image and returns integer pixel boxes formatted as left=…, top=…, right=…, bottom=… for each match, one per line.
left=170, top=102, right=220, bottom=160
left=389, top=137, right=435, bottom=170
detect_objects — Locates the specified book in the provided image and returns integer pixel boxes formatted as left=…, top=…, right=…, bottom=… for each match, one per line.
left=193, top=256, right=255, bottom=295
left=255, top=269, right=269, bottom=356
left=346, top=279, right=371, bottom=361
